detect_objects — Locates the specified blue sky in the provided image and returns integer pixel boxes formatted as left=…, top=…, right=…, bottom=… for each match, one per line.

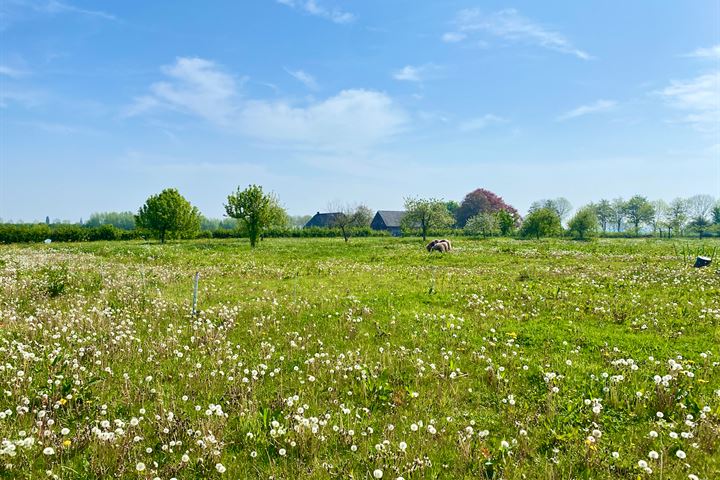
left=1, top=0, right=718, bottom=222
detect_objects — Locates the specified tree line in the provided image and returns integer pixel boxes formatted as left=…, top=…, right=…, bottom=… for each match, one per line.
left=1, top=186, right=718, bottom=245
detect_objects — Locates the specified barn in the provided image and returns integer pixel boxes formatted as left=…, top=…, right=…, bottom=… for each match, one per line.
left=371, top=210, right=406, bottom=236
left=304, top=212, right=342, bottom=228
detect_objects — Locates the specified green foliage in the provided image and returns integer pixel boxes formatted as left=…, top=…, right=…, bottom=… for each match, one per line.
left=289, top=215, right=312, bottom=229
left=135, top=189, right=201, bottom=243
left=402, top=197, right=455, bottom=241
left=445, top=200, right=460, bottom=218
left=520, top=208, right=563, bottom=239
left=567, top=206, right=599, bottom=240
left=623, top=195, right=655, bottom=235
left=224, top=184, right=287, bottom=248
left=666, top=198, right=689, bottom=236
left=496, top=210, right=516, bottom=236
left=85, top=211, right=136, bottom=230
left=0, top=224, right=143, bottom=243
left=42, top=263, right=69, bottom=297
left=464, top=212, right=499, bottom=237
left=594, top=199, right=613, bottom=233
left=328, top=205, right=375, bottom=242
left=529, top=197, right=573, bottom=221
left=610, top=198, right=626, bottom=232
left=200, top=216, right=236, bottom=231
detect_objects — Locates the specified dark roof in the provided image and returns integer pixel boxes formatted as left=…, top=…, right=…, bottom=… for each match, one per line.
left=304, top=212, right=342, bottom=228
left=372, top=210, right=406, bottom=229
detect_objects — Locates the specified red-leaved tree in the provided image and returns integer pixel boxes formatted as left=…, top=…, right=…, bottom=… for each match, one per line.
left=455, top=188, right=519, bottom=227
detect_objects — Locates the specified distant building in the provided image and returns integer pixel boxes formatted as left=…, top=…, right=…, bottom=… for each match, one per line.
left=371, top=210, right=406, bottom=236
left=304, top=212, right=342, bottom=228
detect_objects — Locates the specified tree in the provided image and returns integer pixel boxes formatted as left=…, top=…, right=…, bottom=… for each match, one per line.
left=496, top=210, right=517, bottom=236
left=464, top=213, right=499, bottom=237
left=594, top=199, right=613, bottom=233
left=402, top=197, right=454, bottom=241
left=529, top=198, right=573, bottom=222
left=136, top=188, right=201, bottom=243
left=665, top=198, right=688, bottom=237
left=624, top=195, right=655, bottom=234
left=328, top=204, right=373, bottom=242
left=610, top=198, right=626, bottom=232
left=289, top=215, right=312, bottom=229
left=353, top=205, right=374, bottom=227
left=687, top=194, right=715, bottom=223
left=445, top=200, right=460, bottom=220
left=650, top=200, right=669, bottom=236
left=712, top=202, right=720, bottom=225
left=687, top=216, right=710, bottom=237
left=224, top=185, right=287, bottom=248
left=86, top=211, right=136, bottom=230
left=455, top=188, right=519, bottom=228
left=567, top=207, right=599, bottom=240
left=519, top=208, right=562, bottom=239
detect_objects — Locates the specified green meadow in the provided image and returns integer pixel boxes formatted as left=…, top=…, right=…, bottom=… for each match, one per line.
left=1, top=237, right=718, bottom=479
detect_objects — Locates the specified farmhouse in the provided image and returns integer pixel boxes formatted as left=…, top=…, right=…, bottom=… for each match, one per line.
left=371, top=210, right=406, bottom=236
left=304, top=212, right=342, bottom=228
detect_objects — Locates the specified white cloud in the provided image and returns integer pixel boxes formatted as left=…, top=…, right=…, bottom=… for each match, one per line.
left=126, top=57, right=408, bottom=151
left=393, top=65, right=422, bottom=82
left=557, top=100, right=616, bottom=121
left=127, top=57, right=240, bottom=124
left=237, top=89, right=407, bottom=150
left=0, top=88, right=42, bottom=108
left=392, top=64, right=441, bottom=83
left=459, top=114, right=508, bottom=132
left=657, top=72, right=720, bottom=132
left=13, top=120, right=98, bottom=135
left=285, top=68, right=319, bottom=90
left=277, top=0, right=354, bottom=24
left=0, top=64, right=27, bottom=77
left=441, top=32, right=466, bottom=43
left=446, top=8, right=590, bottom=60
left=41, top=0, right=116, bottom=20
left=685, top=45, right=720, bottom=59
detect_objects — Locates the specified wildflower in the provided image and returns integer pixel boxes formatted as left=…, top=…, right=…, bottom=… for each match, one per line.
left=649, top=451, right=659, bottom=459
left=676, top=450, right=686, bottom=459
left=279, top=448, right=286, bottom=456
left=60, top=428, right=70, bottom=435
left=62, top=440, right=71, bottom=447
left=373, top=469, right=383, bottom=479
left=638, top=460, right=648, bottom=468
left=136, top=463, right=146, bottom=472
left=399, top=441, right=407, bottom=451
left=43, top=447, right=55, bottom=455
left=612, top=451, right=619, bottom=459
left=215, top=463, right=226, bottom=473
left=500, top=440, right=510, bottom=449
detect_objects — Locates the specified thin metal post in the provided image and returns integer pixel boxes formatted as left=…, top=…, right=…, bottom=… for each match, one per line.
left=192, top=272, right=200, bottom=316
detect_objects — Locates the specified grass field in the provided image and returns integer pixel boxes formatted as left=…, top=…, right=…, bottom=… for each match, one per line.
left=1, top=237, right=719, bottom=479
